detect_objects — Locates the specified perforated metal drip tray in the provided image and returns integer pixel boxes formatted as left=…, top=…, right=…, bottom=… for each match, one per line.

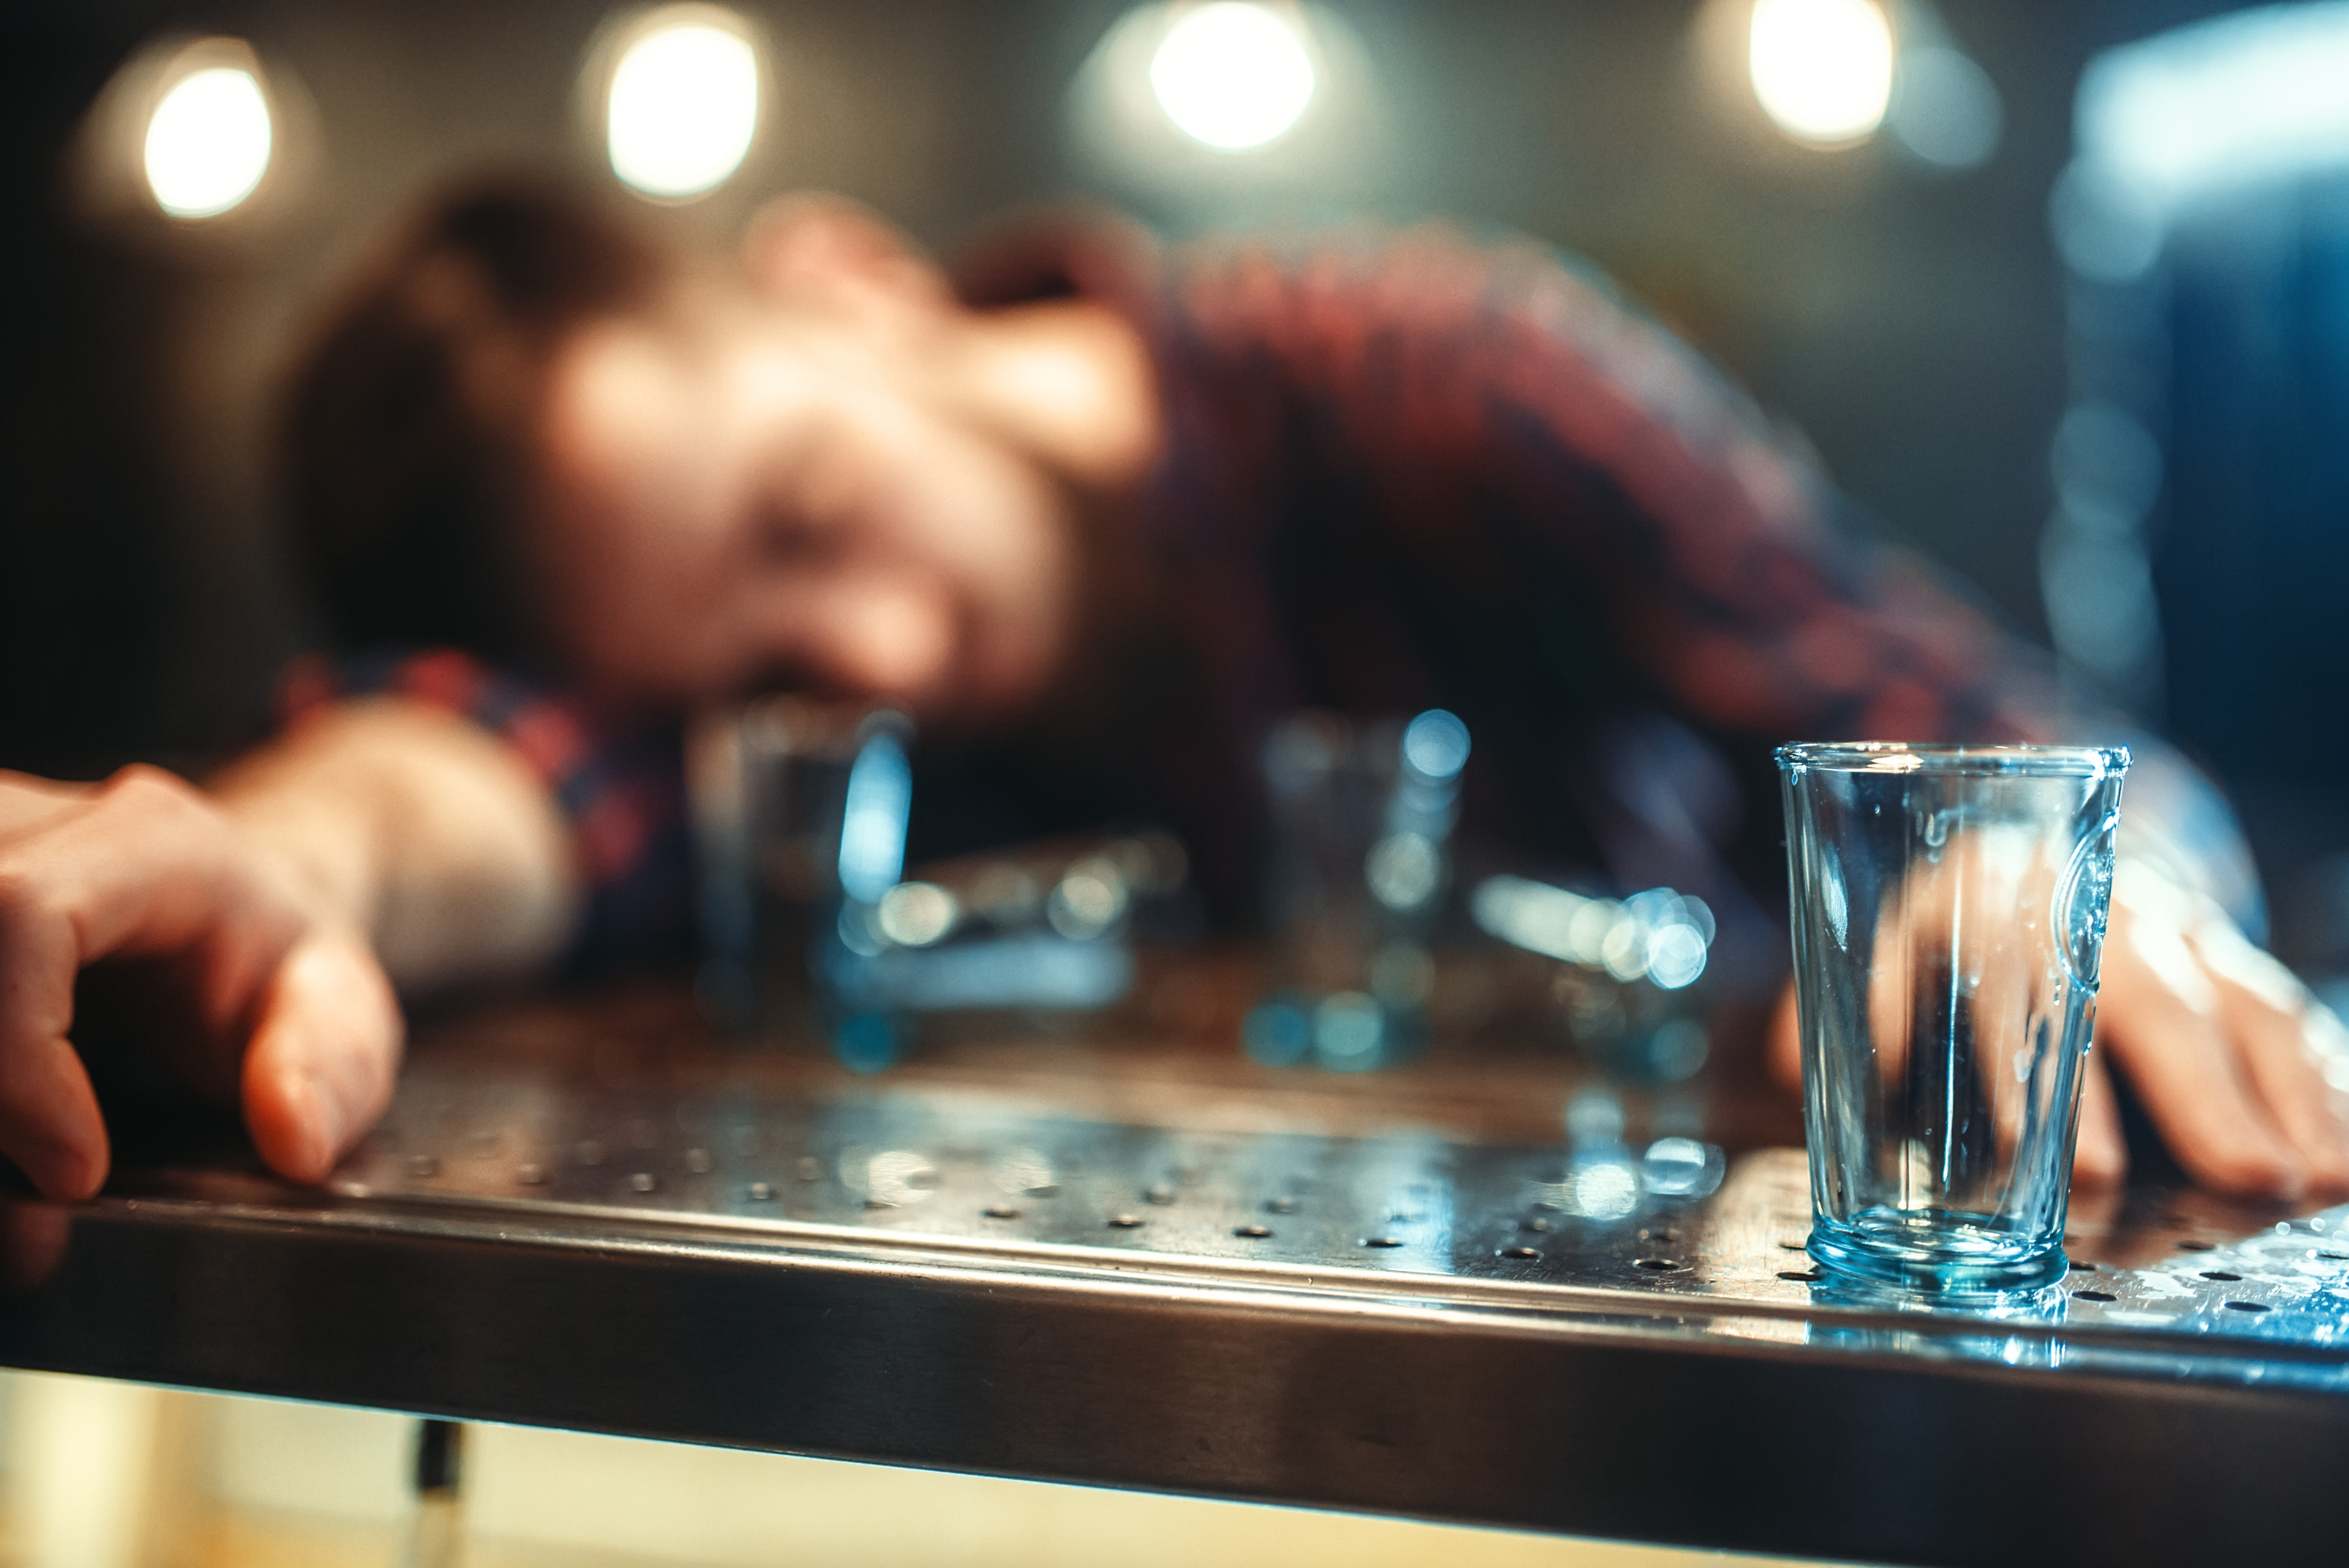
left=23, top=989, right=2349, bottom=1566
left=155, top=1018, right=2343, bottom=1394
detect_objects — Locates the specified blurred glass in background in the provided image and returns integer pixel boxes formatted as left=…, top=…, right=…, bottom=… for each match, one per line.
left=691, top=699, right=1195, bottom=1070
left=689, top=695, right=874, bottom=1037
left=1244, top=709, right=1468, bottom=1073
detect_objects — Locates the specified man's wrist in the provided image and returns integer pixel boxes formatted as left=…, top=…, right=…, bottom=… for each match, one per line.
left=213, top=781, right=384, bottom=942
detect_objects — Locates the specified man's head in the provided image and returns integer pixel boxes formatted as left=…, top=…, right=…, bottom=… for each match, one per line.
left=284, top=180, right=659, bottom=664
left=285, top=179, right=1160, bottom=722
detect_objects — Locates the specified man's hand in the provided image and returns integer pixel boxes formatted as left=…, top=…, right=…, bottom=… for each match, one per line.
left=2070, top=865, right=2349, bottom=1197
left=1768, top=861, right=2349, bottom=1201
left=0, top=700, right=576, bottom=1202
left=0, top=767, right=401, bottom=1200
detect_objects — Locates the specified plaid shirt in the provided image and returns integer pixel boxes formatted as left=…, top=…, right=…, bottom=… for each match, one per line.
left=275, top=648, right=689, bottom=968
left=287, top=224, right=2260, bottom=982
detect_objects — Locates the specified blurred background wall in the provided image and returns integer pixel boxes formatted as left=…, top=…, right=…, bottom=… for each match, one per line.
left=0, top=0, right=2284, bottom=771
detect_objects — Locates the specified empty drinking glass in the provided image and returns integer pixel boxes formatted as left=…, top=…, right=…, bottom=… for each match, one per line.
left=1778, top=743, right=2128, bottom=1296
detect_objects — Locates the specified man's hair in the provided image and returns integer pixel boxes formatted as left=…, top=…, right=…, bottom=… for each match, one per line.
left=282, top=177, right=663, bottom=658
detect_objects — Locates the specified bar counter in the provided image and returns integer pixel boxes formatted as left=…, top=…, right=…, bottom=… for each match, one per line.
left=0, top=967, right=2342, bottom=1567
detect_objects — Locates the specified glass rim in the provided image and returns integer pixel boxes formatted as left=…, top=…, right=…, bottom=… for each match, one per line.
left=1774, top=741, right=2130, bottom=778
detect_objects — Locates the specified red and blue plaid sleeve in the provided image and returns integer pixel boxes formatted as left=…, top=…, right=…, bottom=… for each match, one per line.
left=276, top=648, right=690, bottom=965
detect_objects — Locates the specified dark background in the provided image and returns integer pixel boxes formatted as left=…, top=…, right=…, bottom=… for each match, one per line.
left=0, top=0, right=2265, bottom=778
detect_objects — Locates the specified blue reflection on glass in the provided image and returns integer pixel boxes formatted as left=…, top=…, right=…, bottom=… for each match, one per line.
left=838, top=730, right=912, bottom=903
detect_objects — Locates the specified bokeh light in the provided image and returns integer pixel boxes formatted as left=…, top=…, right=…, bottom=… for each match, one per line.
left=2068, top=4, right=2349, bottom=234
left=875, top=881, right=958, bottom=948
left=606, top=10, right=759, bottom=197
left=144, top=63, right=272, bottom=218
left=1748, top=0, right=1894, bottom=147
left=1148, top=2, right=1318, bottom=150
left=1046, top=857, right=1129, bottom=940
left=1890, top=44, right=2001, bottom=170
left=1312, top=992, right=1384, bottom=1069
left=1365, top=830, right=1441, bottom=911
left=1471, top=875, right=1712, bottom=989
left=1400, top=707, right=1471, bottom=780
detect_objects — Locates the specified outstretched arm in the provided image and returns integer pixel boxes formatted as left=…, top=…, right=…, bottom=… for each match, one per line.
left=0, top=698, right=577, bottom=1199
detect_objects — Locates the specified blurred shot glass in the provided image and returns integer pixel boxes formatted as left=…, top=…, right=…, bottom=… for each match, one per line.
left=1778, top=742, right=2128, bottom=1297
left=688, top=697, right=908, bottom=1034
left=1248, top=708, right=1470, bottom=1070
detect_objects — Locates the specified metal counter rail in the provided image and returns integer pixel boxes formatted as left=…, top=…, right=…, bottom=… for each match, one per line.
left=0, top=990, right=2342, bottom=1567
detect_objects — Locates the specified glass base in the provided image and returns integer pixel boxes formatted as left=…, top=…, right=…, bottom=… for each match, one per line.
left=1808, top=1206, right=2067, bottom=1299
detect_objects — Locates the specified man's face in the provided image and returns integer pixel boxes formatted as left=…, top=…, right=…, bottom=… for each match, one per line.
left=528, top=283, right=1077, bottom=723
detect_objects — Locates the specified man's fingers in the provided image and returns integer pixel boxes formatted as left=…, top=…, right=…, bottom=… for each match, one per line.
left=2071, top=1050, right=2128, bottom=1188
left=11, top=767, right=300, bottom=979
left=2192, top=929, right=2349, bottom=1194
left=241, top=933, right=403, bottom=1185
left=0, top=1200, right=72, bottom=1291
left=0, top=1032, right=109, bottom=1201
left=1, top=764, right=316, bottom=1196
left=1767, top=983, right=1801, bottom=1091
left=2098, top=912, right=2304, bottom=1199
left=0, top=770, right=209, bottom=1200
left=0, top=835, right=114, bottom=1199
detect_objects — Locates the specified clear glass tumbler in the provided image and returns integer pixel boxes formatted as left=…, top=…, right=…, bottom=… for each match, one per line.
left=687, top=697, right=900, bottom=1034
left=1777, top=743, right=2128, bottom=1296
